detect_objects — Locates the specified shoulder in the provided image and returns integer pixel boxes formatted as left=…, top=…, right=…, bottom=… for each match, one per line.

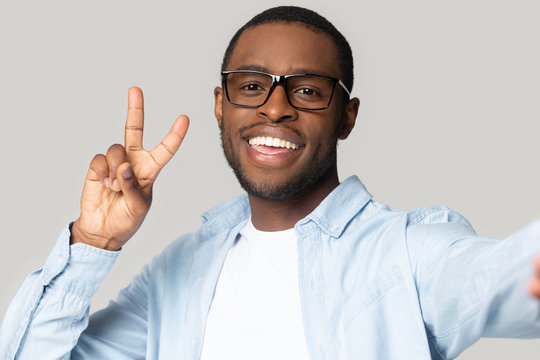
left=405, top=206, right=477, bottom=247
left=407, top=205, right=473, bottom=228
left=404, top=206, right=483, bottom=283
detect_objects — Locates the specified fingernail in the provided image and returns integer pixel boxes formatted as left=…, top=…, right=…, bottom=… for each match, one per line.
left=112, top=179, right=119, bottom=190
left=122, top=166, right=133, bottom=179
left=103, top=177, right=109, bottom=188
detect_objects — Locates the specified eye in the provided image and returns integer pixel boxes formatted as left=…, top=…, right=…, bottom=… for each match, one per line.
left=242, top=83, right=263, bottom=91
left=295, top=88, right=318, bottom=96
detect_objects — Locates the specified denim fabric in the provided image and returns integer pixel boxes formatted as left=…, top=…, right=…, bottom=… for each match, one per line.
left=2, top=176, right=540, bottom=359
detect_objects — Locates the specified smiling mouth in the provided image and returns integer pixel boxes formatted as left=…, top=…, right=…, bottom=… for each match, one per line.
left=247, top=136, right=300, bottom=149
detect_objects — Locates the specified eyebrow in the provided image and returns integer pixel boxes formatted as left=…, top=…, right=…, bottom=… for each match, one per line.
left=232, top=64, right=335, bottom=78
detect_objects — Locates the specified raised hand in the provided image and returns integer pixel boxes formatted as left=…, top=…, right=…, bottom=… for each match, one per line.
left=71, top=87, right=189, bottom=250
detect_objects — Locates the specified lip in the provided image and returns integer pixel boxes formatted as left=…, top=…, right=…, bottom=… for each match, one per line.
left=241, top=126, right=305, bottom=167
left=244, top=140, right=302, bottom=166
left=241, top=125, right=305, bottom=148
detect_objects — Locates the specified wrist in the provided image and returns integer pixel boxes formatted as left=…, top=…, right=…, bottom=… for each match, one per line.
left=70, top=220, right=120, bottom=251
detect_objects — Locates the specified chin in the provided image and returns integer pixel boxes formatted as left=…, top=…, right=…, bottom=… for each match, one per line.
left=233, top=159, right=337, bottom=201
left=237, top=176, right=310, bottom=201
left=220, top=121, right=338, bottom=201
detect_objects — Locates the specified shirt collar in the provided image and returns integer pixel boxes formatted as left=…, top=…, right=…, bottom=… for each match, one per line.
left=200, top=175, right=372, bottom=240
left=301, top=176, right=372, bottom=238
left=200, top=193, right=251, bottom=240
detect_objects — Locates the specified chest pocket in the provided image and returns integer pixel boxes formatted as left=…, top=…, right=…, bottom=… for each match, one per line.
left=342, top=266, right=430, bottom=358
left=343, top=265, right=403, bottom=330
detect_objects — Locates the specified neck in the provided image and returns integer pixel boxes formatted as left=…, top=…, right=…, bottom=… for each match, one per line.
left=248, top=167, right=340, bottom=231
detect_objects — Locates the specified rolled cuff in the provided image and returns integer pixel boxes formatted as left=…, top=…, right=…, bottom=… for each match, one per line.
left=41, top=222, right=120, bottom=297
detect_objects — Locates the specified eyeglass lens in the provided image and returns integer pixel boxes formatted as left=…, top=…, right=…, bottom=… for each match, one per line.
left=225, top=72, right=335, bottom=109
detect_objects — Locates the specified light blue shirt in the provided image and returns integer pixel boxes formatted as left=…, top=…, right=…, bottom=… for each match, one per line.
left=2, top=176, right=540, bottom=359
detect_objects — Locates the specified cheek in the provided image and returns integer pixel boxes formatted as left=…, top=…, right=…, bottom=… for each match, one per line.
left=219, top=115, right=243, bottom=157
left=308, top=122, right=342, bottom=148
left=221, top=106, right=251, bottom=131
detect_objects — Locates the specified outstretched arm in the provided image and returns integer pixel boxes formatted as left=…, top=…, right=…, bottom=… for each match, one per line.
left=410, top=218, right=540, bottom=359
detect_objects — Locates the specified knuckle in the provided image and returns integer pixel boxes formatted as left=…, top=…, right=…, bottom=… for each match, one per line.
left=127, top=145, right=143, bottom=151
left=91, top=153, right=106, bottom=163
left=126, top=125, right=143, bottom=132
left=107, top=144, right=125, bottom=155
left=149, top=152, right=165, bottom=168
left=90, top=154, right=107, bottom=172
left=106, top=144, right=127, bottom=164
left=160, top=141, right=175, bottom=156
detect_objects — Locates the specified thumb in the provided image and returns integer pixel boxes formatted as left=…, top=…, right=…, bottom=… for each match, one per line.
left=117, top=162, right=150, bottom=216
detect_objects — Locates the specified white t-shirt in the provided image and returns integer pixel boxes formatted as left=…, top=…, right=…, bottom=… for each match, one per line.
left=200, top=219, right=310, bottom=360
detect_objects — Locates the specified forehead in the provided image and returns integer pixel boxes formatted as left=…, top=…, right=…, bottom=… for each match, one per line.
left=227, top=22, right=341, bottom=77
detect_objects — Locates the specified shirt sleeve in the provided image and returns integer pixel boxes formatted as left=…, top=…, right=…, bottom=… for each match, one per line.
left=71, top=262, right=150, bottom=360
left=407, top=212, right=540, bottom=359
left=0, top=223, right=120, bottom=359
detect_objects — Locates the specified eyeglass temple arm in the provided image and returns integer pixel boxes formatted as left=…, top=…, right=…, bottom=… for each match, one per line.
left=337, top=79, right=351, bottom=98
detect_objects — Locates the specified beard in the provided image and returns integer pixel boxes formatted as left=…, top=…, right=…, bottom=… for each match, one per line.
left=220, top=117, right=339, bottom=201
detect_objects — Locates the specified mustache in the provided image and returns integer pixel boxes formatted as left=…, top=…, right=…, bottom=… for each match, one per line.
left=238, top=121, right=302, bottom=139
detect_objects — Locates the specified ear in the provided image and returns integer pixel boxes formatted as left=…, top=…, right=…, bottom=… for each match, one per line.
left=338, top=97, right=360, bottom=140
left=214, top=86, right=223, bottom=128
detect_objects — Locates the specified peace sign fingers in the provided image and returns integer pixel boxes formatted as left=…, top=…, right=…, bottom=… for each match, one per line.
left=124, top=86, right=189, bottom=172
left=73, top=87, right=189, bottom=250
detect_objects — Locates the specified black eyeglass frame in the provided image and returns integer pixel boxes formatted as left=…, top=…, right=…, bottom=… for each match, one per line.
left=221, top=70, right=352, bottom=111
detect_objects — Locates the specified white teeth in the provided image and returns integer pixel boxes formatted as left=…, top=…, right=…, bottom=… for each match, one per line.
left=248, top=136, right=299, bottom=149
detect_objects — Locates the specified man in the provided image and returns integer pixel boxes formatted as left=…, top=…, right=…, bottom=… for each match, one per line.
left=2, top=5, right=540, bottom=359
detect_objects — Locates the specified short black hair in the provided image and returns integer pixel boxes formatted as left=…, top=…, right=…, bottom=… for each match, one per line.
left=221, top=6, right=354, bottom=93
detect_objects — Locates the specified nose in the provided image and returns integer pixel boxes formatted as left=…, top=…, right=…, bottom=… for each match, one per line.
left=257, top=84, right=297, bottom=123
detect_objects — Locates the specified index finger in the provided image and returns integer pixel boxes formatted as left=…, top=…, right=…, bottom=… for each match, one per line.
left=125, top=86, right=144, bottom=151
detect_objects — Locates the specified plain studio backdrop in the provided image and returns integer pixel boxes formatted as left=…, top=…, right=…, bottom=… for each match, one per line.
left=1, top=1, right=539, bottom=358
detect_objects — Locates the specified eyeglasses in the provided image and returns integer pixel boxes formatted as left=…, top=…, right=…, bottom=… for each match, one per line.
left=221, top=70, right=351, bottom=111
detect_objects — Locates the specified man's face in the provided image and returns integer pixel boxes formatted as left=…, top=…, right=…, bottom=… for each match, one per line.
left=215, top=22, right=356, bottom=200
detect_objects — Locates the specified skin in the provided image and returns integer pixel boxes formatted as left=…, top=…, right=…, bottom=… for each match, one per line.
left=529, top=258, right=540, bottom=298
left=69, top=22, right=540, bottom=301
left=71, top=89, right=189, bottom=251
left=214, top=22, right=359, bottom=231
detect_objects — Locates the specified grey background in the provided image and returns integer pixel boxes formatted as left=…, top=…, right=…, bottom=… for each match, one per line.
left=1, top=0, right=539, bottom=358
